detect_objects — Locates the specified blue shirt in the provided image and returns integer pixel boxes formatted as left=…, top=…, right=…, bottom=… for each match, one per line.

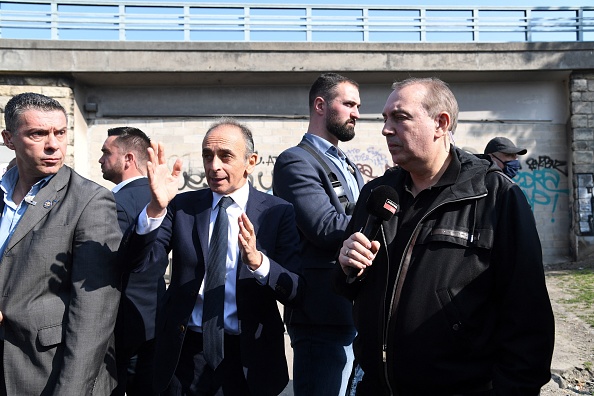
left=0, top=170, right=53, bottom=257
left=303, top=133, right=360, bottom=201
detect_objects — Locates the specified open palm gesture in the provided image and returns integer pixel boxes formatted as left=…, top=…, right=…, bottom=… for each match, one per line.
left=145, top=142, right=183, bottom=218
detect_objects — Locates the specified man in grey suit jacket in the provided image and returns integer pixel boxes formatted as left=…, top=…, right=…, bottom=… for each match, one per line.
left=0, top=92, right=122, bottom=395
left=273, top=73, right=364, bottom=396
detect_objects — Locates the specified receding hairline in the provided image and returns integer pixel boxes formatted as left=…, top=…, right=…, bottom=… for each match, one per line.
left=203, top=119, right=255, bottom=160
left=390, top=77, right=459, bottom=133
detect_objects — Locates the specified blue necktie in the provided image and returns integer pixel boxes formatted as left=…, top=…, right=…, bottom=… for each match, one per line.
left=203, top=196, right=233, bottom=369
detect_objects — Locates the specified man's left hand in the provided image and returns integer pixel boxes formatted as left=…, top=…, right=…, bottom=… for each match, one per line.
left=238, top=212, right=262, bottom=270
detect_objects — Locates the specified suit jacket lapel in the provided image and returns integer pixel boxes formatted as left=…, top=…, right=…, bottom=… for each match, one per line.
left=239, top=185, right=264, bottom=280
left=244, top=185, right=263, bottom=236
left=5, top=166, right=70, bottom=253
left=196, top=191, right=213, bottom=264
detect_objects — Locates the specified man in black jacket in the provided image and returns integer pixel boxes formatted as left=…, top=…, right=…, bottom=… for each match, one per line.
left=335, top=77, right=554, bottom=396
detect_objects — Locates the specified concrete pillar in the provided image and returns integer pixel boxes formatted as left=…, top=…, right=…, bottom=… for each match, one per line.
left=569, top=72, right=594, bottom=261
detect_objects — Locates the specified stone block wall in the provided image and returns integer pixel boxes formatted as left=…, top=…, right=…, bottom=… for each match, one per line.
left=570, top=72, right=594, bottom=259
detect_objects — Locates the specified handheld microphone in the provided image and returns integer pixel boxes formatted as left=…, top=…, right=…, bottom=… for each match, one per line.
left=346, top=185, right=399, bottom=284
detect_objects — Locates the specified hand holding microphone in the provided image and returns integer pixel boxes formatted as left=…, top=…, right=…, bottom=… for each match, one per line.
left=340, top=185, right=399, bottom=284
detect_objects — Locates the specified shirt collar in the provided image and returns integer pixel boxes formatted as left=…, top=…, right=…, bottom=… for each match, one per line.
left=211, top=181, right=250, bottom=212
left=112, top=176, right=146, bottom=193
left=404, top=147, right=460, bottom=192
left=304, top=133, right=345, bottom=160
left=434, top=148, right=460, bottom=188
left=1, top=168, right=53, bottom=202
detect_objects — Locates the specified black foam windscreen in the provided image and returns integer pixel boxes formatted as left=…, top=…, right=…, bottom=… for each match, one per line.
left=365, top=185, right=399, bottom=221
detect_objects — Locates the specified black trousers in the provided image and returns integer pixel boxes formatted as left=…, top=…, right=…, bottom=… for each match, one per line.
left=163, top=330, right=251, bottom=396
left=112, top=338, right=157, bottom=396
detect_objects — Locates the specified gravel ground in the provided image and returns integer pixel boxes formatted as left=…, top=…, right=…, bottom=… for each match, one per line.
left=540, top=259, right=594, bottom=395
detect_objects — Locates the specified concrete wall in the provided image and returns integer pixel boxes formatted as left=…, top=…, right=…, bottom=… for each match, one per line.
left=0, top=40, right=592, bottom=263
left=77, top=78, right=572, bottom=263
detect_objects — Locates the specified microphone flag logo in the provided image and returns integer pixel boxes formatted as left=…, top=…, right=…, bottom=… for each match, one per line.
left=384, top=199, right=399, bottom=214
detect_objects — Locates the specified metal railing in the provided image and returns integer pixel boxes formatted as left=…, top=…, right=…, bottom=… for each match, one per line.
left=0, top=1, right=593, bottom=42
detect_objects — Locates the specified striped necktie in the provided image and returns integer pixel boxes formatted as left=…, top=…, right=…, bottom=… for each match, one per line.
left=202, top=196, right=233, bottom=369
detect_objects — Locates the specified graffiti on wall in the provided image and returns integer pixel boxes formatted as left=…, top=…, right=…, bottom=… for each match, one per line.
left=514, top=155, right=569, bottom=222
left=172, top=150, right=569, bottom=223
left=174, top=147, right=392, bottom=192
left=179, top=171, right=273, bottom=191
left=576, top=173, right=594, bottom=236
left=525, top=155, right=568, bottom=176
left=344, top=147, right=391, bottom=179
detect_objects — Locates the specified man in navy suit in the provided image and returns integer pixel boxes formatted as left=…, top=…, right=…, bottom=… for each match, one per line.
left=99, top=126, right=161, bottom=396
left=273, top=73, right=364, bottom=396
left=119, top=118, right=304, bottom=396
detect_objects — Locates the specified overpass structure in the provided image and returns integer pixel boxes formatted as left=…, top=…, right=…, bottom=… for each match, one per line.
left=0, top=16, right=593, bottom=263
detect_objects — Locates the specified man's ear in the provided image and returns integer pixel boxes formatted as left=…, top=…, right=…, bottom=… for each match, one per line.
left=1, top=130, right=15, bottom=150
left=313, top=97, right=326, bottom=115
left=435, top=112, right=451, bottom=138
left=124, top=152, right=135, bottom=169
left=245, top=152, right=258, bottom=175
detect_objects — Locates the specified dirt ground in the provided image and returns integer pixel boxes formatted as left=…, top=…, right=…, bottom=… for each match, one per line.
left=541, top=259, right=594, bottom=395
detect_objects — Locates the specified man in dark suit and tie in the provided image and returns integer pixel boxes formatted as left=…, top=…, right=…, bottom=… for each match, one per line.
left=99, top=126, right=161, bottom=396
left=273, top=73, right=364, bottom=396
left=119, top=118, right=304, bottom=396
left=0, top=93, right=122, bottom=395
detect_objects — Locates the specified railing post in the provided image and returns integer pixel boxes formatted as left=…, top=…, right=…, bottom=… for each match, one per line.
left=184, top=5, right=190, bottom=42
left=243, top=6, right=250, bottom=42
left=363, top=7, right=369, bottom=42
left=525, top=9, right=531, bottom=42
left=577, top=8, right=584, bottom=42
left=119, top=4, right=125, bottom=41
left=420, top=8, right=426, bottom=42
left=306, top=6, right=312, bottom=42
left=472, top=8, right=479, bottom=42
left=50, top=1, right=58, bottom=40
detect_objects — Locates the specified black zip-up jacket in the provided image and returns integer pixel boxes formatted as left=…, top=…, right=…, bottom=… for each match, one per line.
left=335, top=148, right=555, bottom=396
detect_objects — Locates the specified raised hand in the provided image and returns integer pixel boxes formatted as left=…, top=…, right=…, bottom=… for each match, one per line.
left=145, top=142, right=183, bottom=218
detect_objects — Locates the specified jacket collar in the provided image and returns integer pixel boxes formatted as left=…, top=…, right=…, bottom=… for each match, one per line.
left=3, top=166, right=71, bottom=253
left=388, top=147, right=491, bottom=212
